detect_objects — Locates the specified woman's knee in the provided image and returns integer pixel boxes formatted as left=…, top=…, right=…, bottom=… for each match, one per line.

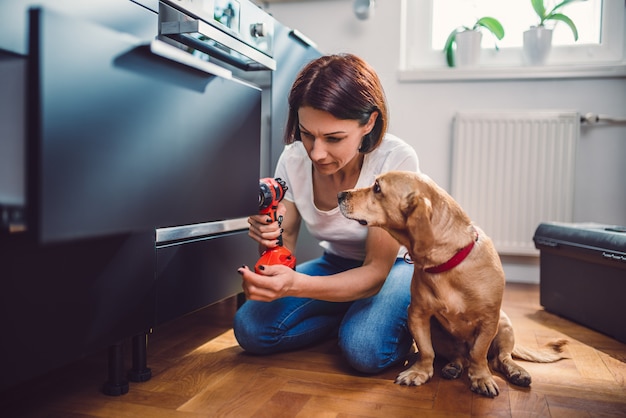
left=233, top=304, right=277, bottom=355
left=338, top=303, right=413, bottom=373
left=338, top=327, right=404, bottom=374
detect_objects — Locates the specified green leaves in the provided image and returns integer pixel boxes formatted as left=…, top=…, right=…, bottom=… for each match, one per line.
left=443, top=17, right=505, bottom=68
left=474, top=17, right=505, bottom=41
left=531, top=0, right=547, bottom=19
left=442, top=1, right=586, bottom=67
left=531, top=0, right=586, bottom=41
left=444, top=28, right=462, bottom=67
left=549, top=13, right=579, bottom=40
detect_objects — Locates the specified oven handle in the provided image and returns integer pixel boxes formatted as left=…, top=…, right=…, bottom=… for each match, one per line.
left=160, top=18, right=276, bottom=71
left=156, top=217, right=249, bottom=244
left=149, top=38, right=232, bottom=79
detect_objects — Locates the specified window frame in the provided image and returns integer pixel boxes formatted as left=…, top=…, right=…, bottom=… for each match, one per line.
left=399, top=0, right=626, bottom=81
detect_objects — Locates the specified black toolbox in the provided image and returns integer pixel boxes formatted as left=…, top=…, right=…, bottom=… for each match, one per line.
left=533, top=222, right=626, bottom=344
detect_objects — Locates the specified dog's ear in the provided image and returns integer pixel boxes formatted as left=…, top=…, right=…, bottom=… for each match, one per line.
left=404, top=193, right=435, bottom=250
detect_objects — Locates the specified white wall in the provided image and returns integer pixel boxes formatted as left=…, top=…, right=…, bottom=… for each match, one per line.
left=263, top=0, right=626, bottom=283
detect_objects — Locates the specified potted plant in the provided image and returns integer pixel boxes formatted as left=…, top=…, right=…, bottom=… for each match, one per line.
left=444, top=17, right=505, bottom=68
left=523, top=0, right=587, bottom=65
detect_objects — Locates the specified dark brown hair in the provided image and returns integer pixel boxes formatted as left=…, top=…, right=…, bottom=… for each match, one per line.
left=284, top=53, right=388, bottom=154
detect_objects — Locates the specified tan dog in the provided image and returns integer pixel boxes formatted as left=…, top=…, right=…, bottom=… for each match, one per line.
left=338, top=171, right=567, bottom=397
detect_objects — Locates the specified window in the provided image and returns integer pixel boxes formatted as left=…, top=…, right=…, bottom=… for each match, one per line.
left=400, top=0, right=625, bottom=72
left=431, top=0, right=601, bottom=49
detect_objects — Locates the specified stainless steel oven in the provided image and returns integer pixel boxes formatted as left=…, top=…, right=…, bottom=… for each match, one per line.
left=151, top=0, right=276, bottom=324
left=158, top=0, right=275, bottom=71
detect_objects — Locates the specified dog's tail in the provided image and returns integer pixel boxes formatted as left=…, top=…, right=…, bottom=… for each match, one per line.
left=512, top=339, right=568, bottom=363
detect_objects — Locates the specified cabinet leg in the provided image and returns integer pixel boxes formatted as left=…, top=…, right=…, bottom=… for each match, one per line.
left=128, top=332, right=152, bottom=382
left=102, top=341, right=129, bottom=396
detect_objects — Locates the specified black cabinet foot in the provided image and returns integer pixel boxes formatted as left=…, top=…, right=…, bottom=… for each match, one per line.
left=102, top=341, right=129, bottom=396
left=128, top=332, right=152, bottom=382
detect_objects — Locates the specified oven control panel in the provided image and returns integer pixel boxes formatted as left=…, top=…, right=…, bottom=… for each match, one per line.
left=161, top=0, right=274, bottom=58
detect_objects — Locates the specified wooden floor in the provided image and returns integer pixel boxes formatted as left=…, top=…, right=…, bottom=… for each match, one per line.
left=1, top=283, right=625, bottom=417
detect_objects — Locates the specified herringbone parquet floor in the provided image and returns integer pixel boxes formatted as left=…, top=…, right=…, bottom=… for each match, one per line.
left=1, top=283, right=625, bottom=417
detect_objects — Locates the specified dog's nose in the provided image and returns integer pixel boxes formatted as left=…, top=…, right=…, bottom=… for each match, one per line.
left=337, top=191, right=348, bottom=204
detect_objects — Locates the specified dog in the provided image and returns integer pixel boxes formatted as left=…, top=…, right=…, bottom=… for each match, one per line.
left=338, top=171, right=567, bottom=397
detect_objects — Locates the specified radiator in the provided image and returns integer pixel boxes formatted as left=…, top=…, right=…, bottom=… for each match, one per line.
left=450, top=111, right=579, bottom=256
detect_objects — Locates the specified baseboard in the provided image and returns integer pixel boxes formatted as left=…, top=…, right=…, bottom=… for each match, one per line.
left=501, top=255, right=540, bottom=284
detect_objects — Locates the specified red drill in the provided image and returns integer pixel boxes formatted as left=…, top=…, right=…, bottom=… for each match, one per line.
left=254, top=178, right=296, bottom=274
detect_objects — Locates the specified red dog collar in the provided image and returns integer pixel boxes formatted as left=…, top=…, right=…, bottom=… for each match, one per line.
left=424, top=230, right=479, bottom=274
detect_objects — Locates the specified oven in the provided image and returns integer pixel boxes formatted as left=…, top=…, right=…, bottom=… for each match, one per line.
left=152, top=0, right=276, bottom=324
left=158, top=0, right=275, bottom=71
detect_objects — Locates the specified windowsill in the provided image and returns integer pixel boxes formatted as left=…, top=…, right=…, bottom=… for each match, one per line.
left=398, top=62, right=626, bottom=82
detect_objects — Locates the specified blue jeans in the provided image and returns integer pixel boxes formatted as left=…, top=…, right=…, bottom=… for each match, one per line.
left=233, top=252, right=414, bottom=373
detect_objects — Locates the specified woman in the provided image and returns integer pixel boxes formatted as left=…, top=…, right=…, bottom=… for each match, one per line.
left=235, top=53, right=420, bottom=374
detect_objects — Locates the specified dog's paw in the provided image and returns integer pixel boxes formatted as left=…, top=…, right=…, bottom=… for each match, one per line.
left=497, top=358, right=532, bottom=387
left=441, top=362, right=463, bottom=380
left=470, top=376, right=500, bottom=397
left=395, top=366, right=433, bottom=386
left=507, top=369, right=531, bottom=387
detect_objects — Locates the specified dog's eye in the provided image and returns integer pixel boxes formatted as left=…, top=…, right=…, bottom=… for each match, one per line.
left=373, top=181, right=381, bottom=194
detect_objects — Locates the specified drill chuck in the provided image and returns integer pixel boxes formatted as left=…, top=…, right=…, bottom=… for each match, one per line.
left=258, top=177, right=287, bottom=211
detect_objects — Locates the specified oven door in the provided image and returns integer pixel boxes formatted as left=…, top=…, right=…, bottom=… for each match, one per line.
left=29, top=7, right=261, bottom=243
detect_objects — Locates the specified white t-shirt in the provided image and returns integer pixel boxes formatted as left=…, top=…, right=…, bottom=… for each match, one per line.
left=274, top=133, right=420, bottom=261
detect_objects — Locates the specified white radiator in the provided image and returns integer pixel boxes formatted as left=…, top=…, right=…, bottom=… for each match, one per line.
left=450, top=111, right=579, bottom=256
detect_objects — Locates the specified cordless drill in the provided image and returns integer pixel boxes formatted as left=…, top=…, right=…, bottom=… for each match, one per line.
left=254, top=178, right=296, bottom=274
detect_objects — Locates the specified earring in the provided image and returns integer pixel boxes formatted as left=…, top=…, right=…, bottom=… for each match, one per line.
left=359, top=133, right=371, bottom=152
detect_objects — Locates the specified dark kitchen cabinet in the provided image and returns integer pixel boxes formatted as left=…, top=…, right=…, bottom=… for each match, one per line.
left=156, top=231, right=258, bottom=325
left=0, top=1, right=261, bottom=392
left=31, top=7, right=259, bottom=243
left=0, top=232, right=156, bottom=391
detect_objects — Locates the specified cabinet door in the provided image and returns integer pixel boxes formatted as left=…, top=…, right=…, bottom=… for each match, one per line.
left=156, top=231, right=258, bottom=325
left=0, top=231, right=156, bottom=391
left=29, top=7, right=261, bottom=243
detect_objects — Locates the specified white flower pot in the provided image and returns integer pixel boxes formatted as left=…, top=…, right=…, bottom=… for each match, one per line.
left=523, top=27, right=553, bottom=65
left=454, top=30, right=482, bottom=67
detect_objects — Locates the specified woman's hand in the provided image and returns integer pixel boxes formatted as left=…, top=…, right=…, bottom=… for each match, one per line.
left=238, top=227, right=399, bottom=303
left=247, top=202, right=287, bottom=249
left=237, top=264, right=297, bottom=302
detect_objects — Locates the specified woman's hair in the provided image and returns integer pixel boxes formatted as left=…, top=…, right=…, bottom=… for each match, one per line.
left=284, top=53, right=388, bottom=154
